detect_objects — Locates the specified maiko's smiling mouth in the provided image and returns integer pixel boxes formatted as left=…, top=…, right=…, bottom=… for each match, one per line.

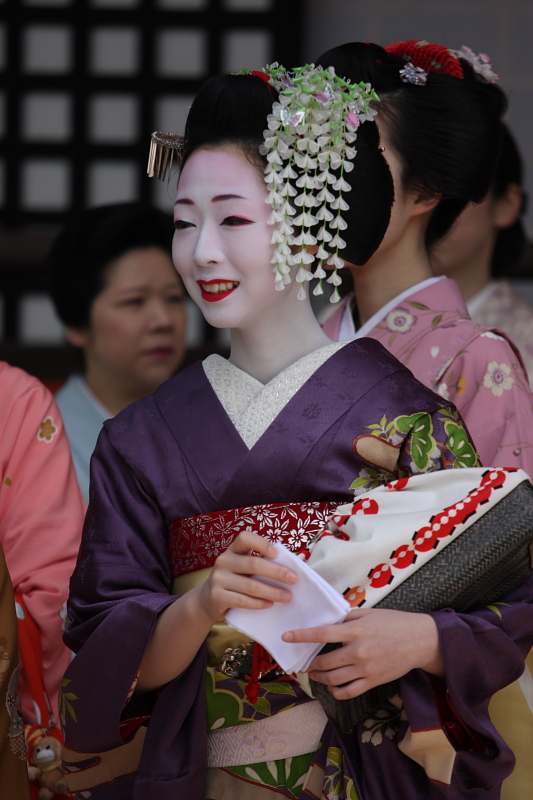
left=197, top=279, right=240, bottom=302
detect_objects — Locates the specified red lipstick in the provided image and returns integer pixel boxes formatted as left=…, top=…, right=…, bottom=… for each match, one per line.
left=197, top=279, right=238, bottom=303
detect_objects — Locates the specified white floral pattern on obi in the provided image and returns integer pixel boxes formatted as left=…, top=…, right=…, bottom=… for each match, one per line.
left=169, top=501, right=338, bottom=577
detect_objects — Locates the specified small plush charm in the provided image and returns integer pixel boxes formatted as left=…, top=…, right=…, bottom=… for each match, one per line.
left=29, top=734, right=68, bottom=800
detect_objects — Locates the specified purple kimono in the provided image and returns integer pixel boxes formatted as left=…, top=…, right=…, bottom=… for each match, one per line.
left=61, top=339, right=533, bottom=799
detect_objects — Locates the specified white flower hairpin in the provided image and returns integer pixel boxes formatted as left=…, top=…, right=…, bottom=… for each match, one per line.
left=251, top=63, right=380, bottom=303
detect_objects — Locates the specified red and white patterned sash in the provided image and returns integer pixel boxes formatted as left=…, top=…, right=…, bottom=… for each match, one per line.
left=168, top=501, right=338, bottom=578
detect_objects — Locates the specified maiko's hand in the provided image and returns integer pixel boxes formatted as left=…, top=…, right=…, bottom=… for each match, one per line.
left=282, top=608, right=444, bottom=699
left=198, top=530, right=298, bottom=623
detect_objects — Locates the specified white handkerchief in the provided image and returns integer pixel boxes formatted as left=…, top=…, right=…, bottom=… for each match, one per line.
left=226, top=543, right=350, bottom=674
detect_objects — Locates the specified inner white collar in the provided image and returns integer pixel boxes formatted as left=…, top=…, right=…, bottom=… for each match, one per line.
left=339, top=276, right=445, bottom=341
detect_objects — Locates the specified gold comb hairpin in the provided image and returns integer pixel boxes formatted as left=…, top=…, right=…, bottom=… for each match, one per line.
left=147, top=132, right=185, bottom=181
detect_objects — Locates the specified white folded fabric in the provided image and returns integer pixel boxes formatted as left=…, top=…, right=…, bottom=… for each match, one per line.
left=226, top=543, right=350, bottom=674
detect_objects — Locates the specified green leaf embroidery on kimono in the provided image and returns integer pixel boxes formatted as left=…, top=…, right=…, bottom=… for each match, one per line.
left=431, top=314, right=443, bottom=329
left=395, top=412, right=437, bottom=472
left=327, top=747, right=343, bottom=768
left=406, top=301, right=429, bottom=310
left=324, top=746, right=344, bottom=798
left=205, top=668, right=248, bottom=729
left=59, top=678, right=79, bottom=727
left=350, top=466, right=393, bottom=492
left=487, top=602, right=510, bottom=620
left=228, top=753, right=313, bottom=797
left=364, top=416, right=399, bottom=440
left=435, top=404, right=480, bottom=467
left=443, top=419, right=480, bottom=468
left=253, top=696, right=272, bottom=716
left=260, top=682, right=296, bottom=695
left=346, top=778, right=361, bottom=800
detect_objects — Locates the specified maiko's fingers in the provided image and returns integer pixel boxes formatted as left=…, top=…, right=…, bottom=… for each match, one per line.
left=218, top=573, right=293, bottom=604
left=308, top=664, right=363, bottom=687
left=327, top=677, right=373, bottom=700
left=282, top=624, right=346, bottom=644
left=307, top=644, right=354, bottom=673
left=219, top=589, right=275, bottom=612
left=229, top=530, right=277, bottom=557
left=222, top=549, right=297, bottom=586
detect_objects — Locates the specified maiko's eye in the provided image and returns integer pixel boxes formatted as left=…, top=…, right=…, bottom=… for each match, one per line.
left=174, top=220, right=195, bottom=229
left=221, top=216, right=253, bottom=226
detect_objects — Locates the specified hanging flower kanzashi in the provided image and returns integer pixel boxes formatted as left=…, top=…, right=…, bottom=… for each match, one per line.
left=250, top=63, right=381, bottom=303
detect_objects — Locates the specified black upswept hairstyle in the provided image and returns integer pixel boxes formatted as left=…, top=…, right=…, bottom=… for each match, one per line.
left=180, top=72, right=394, bottom=267
left=491, top=123, right=526, bottom=276
left=47, top=202, right=175, bottom=329
left=317, top=42, right=507, bottom=248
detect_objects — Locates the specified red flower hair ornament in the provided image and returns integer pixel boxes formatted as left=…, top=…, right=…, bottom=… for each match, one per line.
left=385, top=40, right=499, bottom=85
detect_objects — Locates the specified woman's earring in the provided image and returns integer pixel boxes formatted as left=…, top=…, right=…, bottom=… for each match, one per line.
left=379, top=146, right=385, bottom=152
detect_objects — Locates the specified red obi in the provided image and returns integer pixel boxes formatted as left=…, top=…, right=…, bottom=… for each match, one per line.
left=168, top=501, right=338, bottom=578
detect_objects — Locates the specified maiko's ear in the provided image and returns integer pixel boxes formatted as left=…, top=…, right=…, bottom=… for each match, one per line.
left=65, top=326, right=90, bottom=349
left=412, top=190, right=441, bottom=216
left=493, top=182, right=523, bottom=230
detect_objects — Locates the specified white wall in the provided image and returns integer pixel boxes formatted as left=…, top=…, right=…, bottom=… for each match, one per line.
left=304, top=0, right=533, bottom=236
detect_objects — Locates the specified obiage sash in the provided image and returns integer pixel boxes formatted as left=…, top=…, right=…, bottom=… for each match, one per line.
left=168, top=501, right=338, bottom=578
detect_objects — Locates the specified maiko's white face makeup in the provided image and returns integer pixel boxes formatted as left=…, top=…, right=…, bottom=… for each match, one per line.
left=172, top=147, right=280, bottom=331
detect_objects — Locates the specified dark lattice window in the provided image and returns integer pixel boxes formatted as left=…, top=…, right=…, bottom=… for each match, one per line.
left=0, top=0, right=302, bottom=365
left=1, top=0, right=303, bottom=226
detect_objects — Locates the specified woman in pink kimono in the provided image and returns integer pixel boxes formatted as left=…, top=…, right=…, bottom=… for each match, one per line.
left=317, top=40, right=533, bottom=797
left=318, top=40, right=533, bottom=480
left=431, top=123, right=533, bottom=387
left=0, top=363, right=84, bottom=735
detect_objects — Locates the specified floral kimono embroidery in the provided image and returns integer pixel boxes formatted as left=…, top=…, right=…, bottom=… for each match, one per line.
left=322, top=278, right=533, bottom=477
left=468, top=279, right=533, bottom=389
left=0, top=362, right=84, bottom=727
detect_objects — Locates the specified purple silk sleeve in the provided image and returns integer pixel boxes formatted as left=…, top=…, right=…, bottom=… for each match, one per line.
left=64, top=427, right=208, bottom=797
left=397, top=576, right=533, bottom=795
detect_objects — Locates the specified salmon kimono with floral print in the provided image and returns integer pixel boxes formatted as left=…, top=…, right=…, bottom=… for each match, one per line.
left=0, top=362, right=84, bottom=726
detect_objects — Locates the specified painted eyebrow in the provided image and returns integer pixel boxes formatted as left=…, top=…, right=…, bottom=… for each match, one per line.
left=212, top=194, right=246, bottom=203
left=174, top=194, right=246, bottom=206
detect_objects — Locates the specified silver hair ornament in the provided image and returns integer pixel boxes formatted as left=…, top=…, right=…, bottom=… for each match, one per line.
left=399, top=62, right=428, bottom=86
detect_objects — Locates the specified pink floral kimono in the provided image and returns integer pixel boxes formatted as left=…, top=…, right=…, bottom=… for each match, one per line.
left=322, top=277, right=533, bottom=478
left=467, top=279, right=533, bottom=389
left=0, top=363, right=85, bottom=726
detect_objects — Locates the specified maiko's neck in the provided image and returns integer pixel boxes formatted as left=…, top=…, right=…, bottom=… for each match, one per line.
left=229, top=294, right=332, bottom=385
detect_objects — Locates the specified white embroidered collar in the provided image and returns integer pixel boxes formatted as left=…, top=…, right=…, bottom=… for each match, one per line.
left=203, top=340, right=348, bottom=449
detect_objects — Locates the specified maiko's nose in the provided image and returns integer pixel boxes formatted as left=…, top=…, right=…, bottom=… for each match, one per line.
left=193, top=222, right=225, bottom=268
